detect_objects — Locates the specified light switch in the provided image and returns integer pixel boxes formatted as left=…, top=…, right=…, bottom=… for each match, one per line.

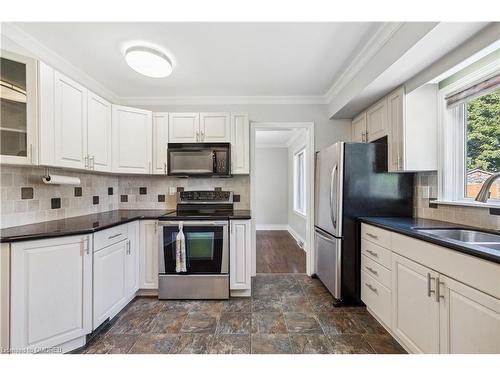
left=169, top=186, right=177, bottom=196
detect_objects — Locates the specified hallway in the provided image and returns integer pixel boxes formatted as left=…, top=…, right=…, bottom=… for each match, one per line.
left=256, top=231, right=306, bottom=273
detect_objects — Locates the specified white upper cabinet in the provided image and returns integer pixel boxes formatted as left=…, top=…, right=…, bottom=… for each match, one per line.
left=152, top=113, right=169, bottom=174
left=0, top=50, right=38, bottom=166
left=387, top=85, right=438, bottom=172
left=87, top=91, right=112, bottom=172
left=351, top=112, right=367, bottom=142
left=168, top=112, right=199, bottom=143
left=366, top=97, right=388, bottom=142
left=54, top=70, right=88, bottom=169
left=230, top=112, right=250, bottom=174
left=112, top=105, right=152, bottom=174
left=200, top=112, right=231, bottom=142
left=10, top=235, right=93, bottom=352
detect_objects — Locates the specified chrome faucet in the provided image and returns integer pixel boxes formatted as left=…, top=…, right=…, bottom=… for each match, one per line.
left=475, top=172, right=500, bottom=203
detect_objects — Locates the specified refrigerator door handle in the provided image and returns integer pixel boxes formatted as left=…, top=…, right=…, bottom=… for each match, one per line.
left=330, top=164, right=338, bottom=230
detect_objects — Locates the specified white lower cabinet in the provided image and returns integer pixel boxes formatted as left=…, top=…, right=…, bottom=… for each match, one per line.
left=230, top=220, right=251, bottom=293
left=10, top=235, right=92, bottom=352
left=0, top=244, right=10, bottom=351
left=361, top=223, right=500, bottom=354
left=391, top=253, right=440, bottom=354
left=139, top=220, right=159, bottom=290
left=439, top=274, right=500, bottom=354
left=93, top=240, right=128, bottom=329
left=125, top=221, right=140, bottom=298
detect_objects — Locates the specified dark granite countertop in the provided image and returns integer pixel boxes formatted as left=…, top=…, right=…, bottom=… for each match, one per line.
left=0, top=209, right=252, bottom=243
left=0, top=209, right=175, bottom=243
left=358, top=217, right=500, bottom=264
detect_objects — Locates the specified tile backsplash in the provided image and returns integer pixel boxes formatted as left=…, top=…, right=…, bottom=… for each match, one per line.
left=0, top=166, right=250, bottom=229
left=414, top=172, right=499, bottom=230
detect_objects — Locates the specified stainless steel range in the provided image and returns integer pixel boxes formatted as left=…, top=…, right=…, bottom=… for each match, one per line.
left=157, top=191, right=233, bottom=299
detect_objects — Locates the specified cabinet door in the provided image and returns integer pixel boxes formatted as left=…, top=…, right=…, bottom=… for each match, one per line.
left=0, top=244, right=9, bottom=350
left=392, top=253, right=440, bottom=353
left=112, top=105, right=152, bottom=174
left=125, top=221, right=140, bottom=298
left=387, top=87, right=404, bottom=172
left=139, top=220, right=159, bottom=289
left=54, top=71, right=88, bottom=169
left=93, top=240, right=128, bottom=329
left=10, top=235, right=92, bottom=351
left=439, top=275, right=500, bottom=354
left=230, top=113, right=250, bottom=174
left=152, top=113, right=169, bottom=174
left=168, top=113, right=199, bottom=143
left=351, top=112, right=367, bottom=142
left=0, top=50, right=38, bottom=165
left=87, top=91, right=112, bottom=172
left=366, top=98, right=388, bottom=142
left=200, top=112, right=231, bottom=142
left=230, top=220, right=251, bottom=290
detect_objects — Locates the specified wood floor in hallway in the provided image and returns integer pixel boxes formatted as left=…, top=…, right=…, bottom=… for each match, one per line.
left=256, top=230, right=306, bottom=273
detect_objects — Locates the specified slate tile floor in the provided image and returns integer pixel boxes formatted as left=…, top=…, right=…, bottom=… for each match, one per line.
left=79, top=274, right=406, bottom=354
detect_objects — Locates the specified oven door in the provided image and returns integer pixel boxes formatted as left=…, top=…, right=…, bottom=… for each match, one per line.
left=159, top=221, right=229, bottom=275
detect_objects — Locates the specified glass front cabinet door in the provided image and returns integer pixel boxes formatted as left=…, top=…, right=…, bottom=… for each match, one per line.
left=0, top=50, right=37, bottom=165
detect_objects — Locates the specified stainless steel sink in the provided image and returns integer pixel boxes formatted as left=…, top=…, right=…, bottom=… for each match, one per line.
left=477, top=243, right=500, bottom=251
left=416, top=229, right=500, bottom=243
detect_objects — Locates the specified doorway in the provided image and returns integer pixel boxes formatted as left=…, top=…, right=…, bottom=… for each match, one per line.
left=250, top=122, right=315, bottom=276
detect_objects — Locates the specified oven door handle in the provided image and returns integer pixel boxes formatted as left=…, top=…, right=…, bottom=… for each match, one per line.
left=159, top=220, right=228, bottom=226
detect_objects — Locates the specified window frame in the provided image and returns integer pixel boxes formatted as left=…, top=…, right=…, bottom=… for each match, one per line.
left=293, top=147, right=307, bottom=216
left=438, top=60, right=500, bottom=207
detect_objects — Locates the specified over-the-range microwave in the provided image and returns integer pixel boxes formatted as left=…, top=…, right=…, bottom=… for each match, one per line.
left=167, top=143, right=231, bottom=177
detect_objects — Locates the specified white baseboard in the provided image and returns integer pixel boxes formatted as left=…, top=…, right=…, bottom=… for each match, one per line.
left=256, top=224, right=288, bottom=231
left=287, top=225, right=306, bottom=251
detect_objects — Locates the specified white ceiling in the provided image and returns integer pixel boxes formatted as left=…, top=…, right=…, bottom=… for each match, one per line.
left=256, top=129, right=305, bottom=147
left=13, top=22, right=380, bottom=98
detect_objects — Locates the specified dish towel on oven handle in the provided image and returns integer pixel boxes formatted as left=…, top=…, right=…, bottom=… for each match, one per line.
left=175, top=222, right=187, bottom=273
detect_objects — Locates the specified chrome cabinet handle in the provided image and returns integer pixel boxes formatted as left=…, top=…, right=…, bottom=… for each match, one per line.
left=163, top=162, right=167, bottom=174
left=196, top=131, right=199, bottom=142
left=365, top=131, right=369, bottom=142
left=436, top=277, right=445, bottom=302
left=90, top=155, right=95, bottom=170
left=427, top=273, right=436, bottom=297
left=361, top=132, right=366, bottom=142
left=365, top=266, right=378, bottom=275
left=365, top=283, right=377, bottom=293
left=366, top=249, right=378, bottom=257
left=108, top=233, right=122, bottom=239
left=366, top=233, right=378, bottom=240
left=127, top=240, right=131, bottom=255
left=84, top=155, right=89, bottom=169
left=201, top=130, right=205, bottom=141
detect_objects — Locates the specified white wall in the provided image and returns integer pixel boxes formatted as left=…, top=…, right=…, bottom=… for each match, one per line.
left=254, top=148, right=288, bottom=228
left=288, top=135, right=307, bottom=242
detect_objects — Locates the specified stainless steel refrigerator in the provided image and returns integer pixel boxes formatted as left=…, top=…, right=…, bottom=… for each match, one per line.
left=314, top=141, right=413, bottom=305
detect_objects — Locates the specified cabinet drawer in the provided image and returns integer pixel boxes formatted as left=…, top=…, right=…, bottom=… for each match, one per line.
left=361, top=253, right=391, bottom=289
left=361, top=224, right=391, bottom=249
left=94, top=224, right=128, bottom=251
left=361, top=270, right=391, bottom=328
left=361, top=239, right=392, bottom=269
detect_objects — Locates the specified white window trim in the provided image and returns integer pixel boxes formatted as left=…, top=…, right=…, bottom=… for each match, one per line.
left=293, top=147, right=307, bottom=217
left=437, top=59, right=500, bottom=208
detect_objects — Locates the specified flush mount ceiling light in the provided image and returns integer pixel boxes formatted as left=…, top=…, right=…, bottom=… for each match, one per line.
left=124, top=46, right=172, bottom=78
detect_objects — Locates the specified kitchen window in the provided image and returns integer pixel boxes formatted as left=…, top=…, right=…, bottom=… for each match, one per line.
left=294, top=148, right=306, bottom=215
left=439, top=56, right=499, bottom=207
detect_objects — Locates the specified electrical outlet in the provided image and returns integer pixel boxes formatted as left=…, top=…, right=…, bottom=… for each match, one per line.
left=421, top=186, right=430, bottom=199
left=169, top=186, right=177, bottom=196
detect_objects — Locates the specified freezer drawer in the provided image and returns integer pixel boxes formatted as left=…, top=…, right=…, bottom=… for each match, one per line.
left=315, top=228, right=342, bottom=300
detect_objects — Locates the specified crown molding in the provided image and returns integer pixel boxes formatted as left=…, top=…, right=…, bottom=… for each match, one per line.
left=119, top=95, right=328, bottom=106
left=1, top=23, right=120, bottom=103
left=324, top=22, right=405, bottom=103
